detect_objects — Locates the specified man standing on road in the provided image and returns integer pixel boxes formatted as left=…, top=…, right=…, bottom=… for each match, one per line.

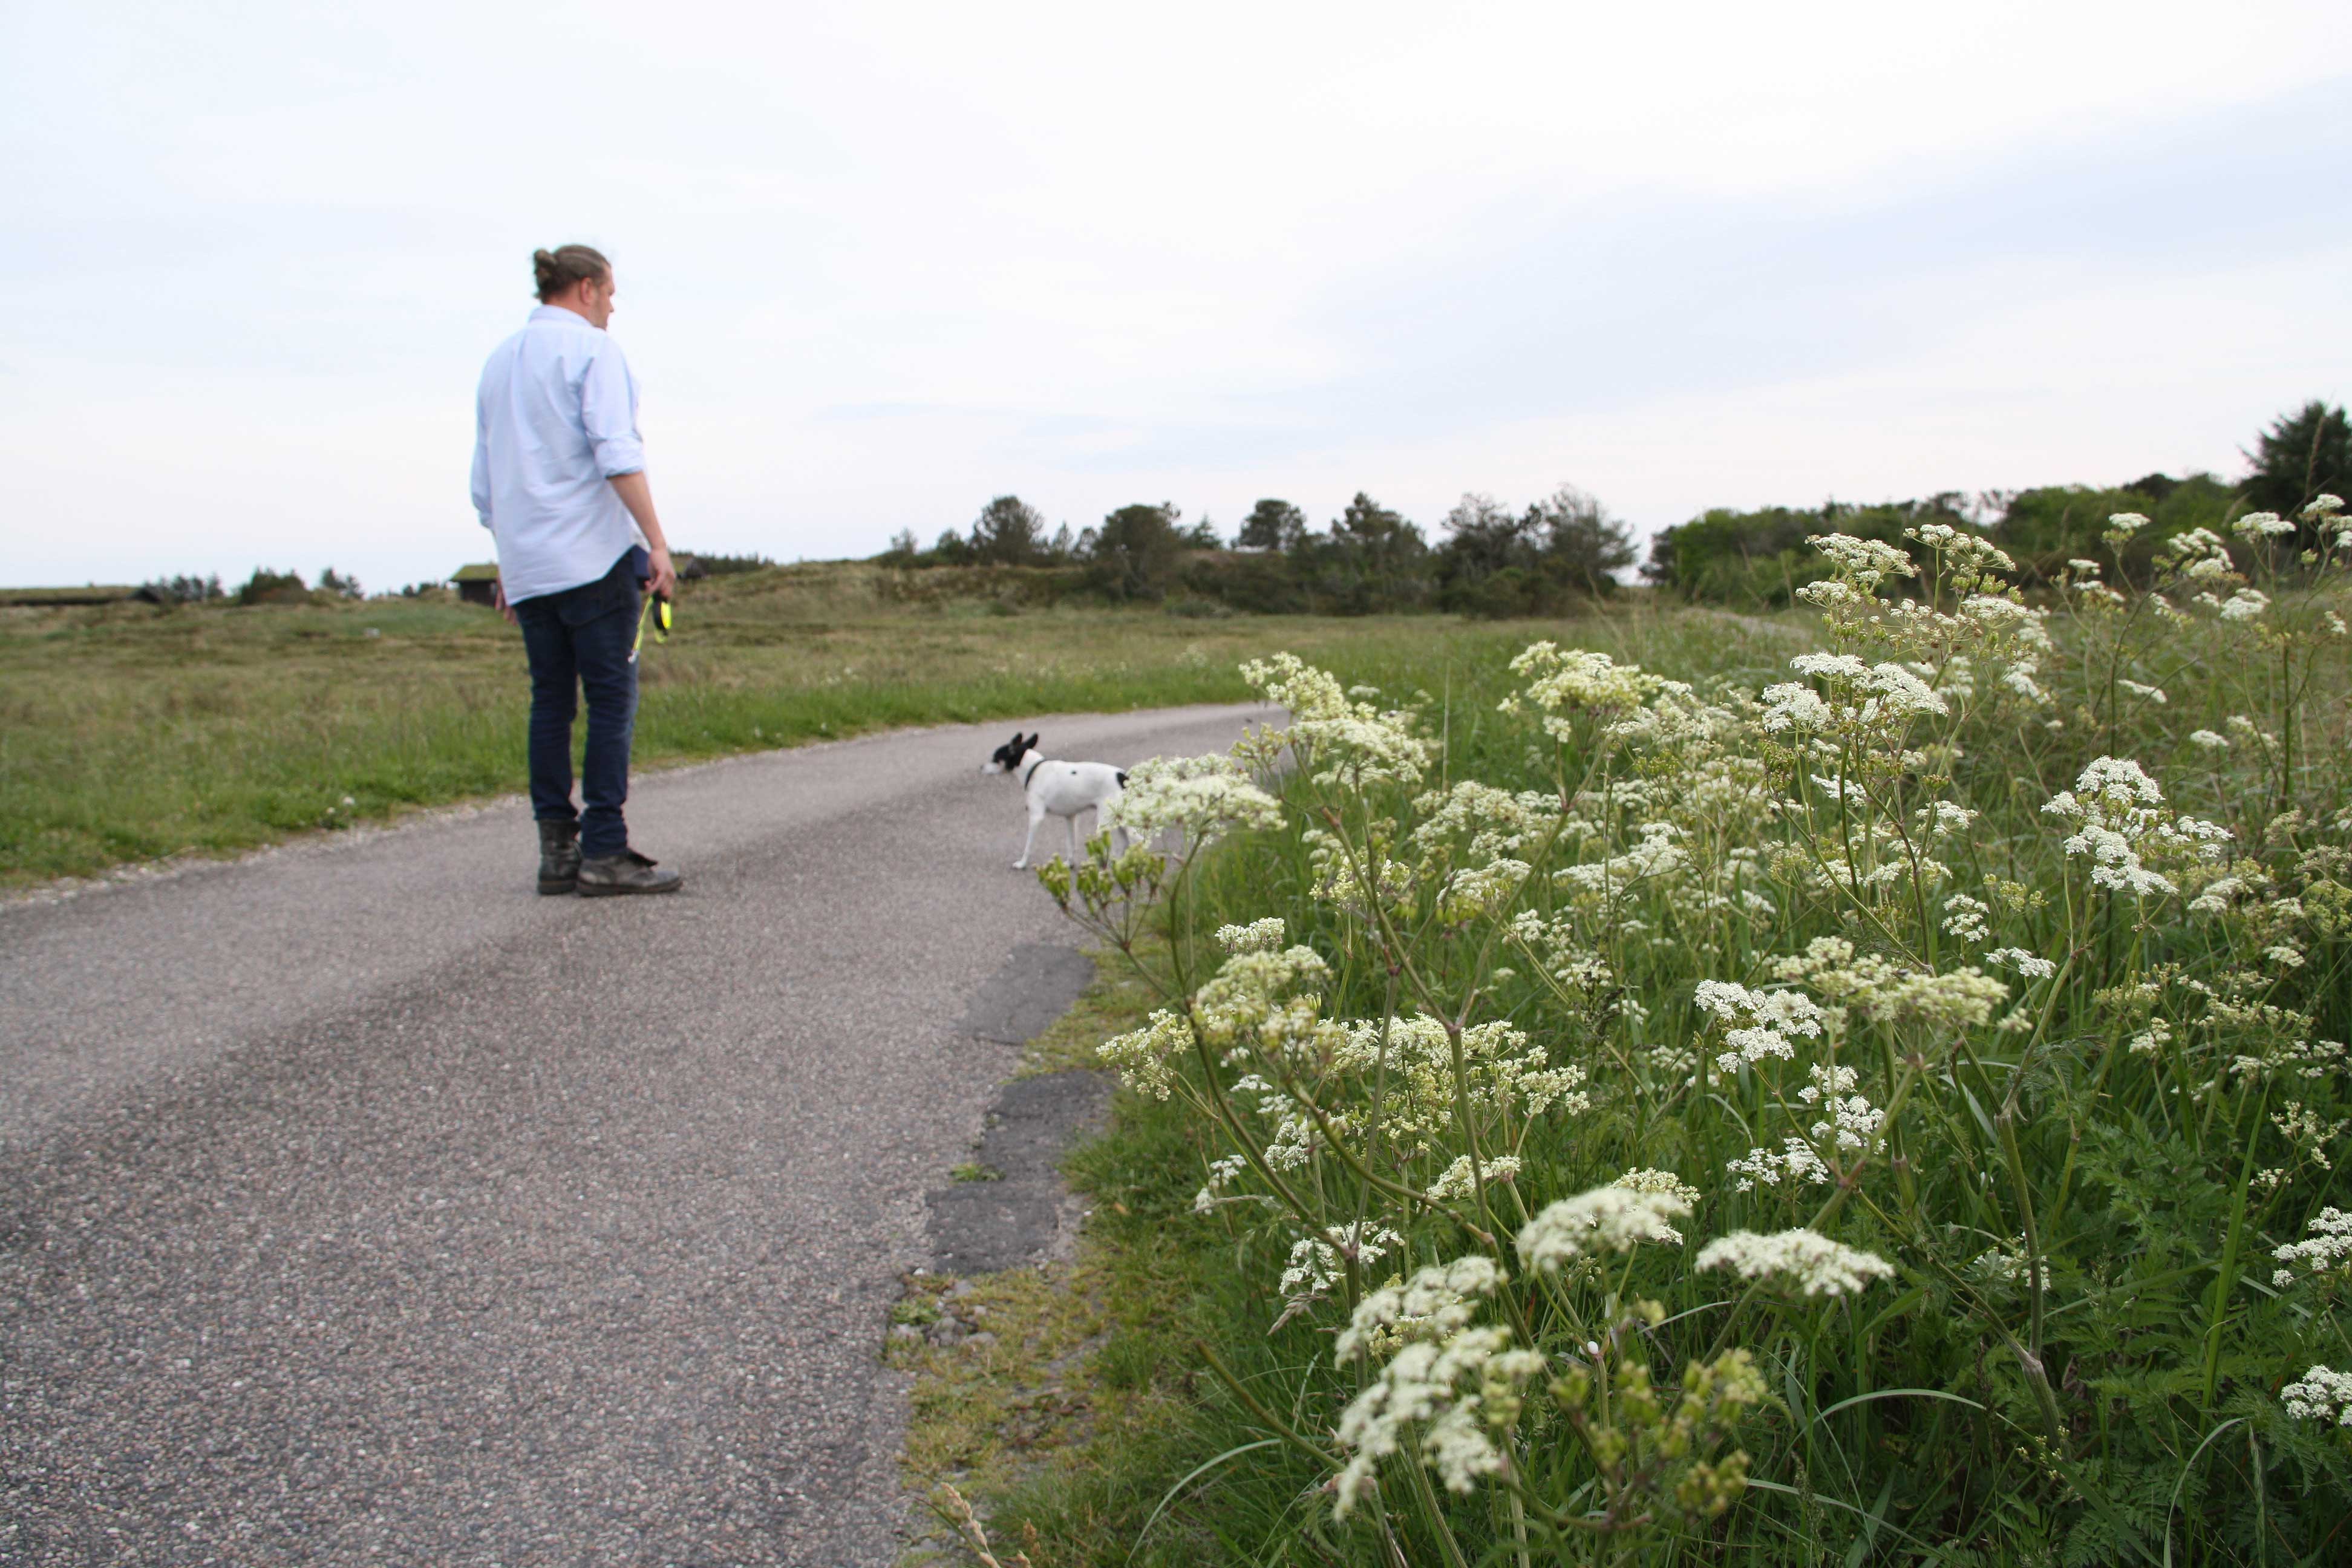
left=471, top=243, right=684, bottom=897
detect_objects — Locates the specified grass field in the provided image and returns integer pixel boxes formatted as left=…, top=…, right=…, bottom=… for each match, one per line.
left=0, top=563, right=1664, bottom=887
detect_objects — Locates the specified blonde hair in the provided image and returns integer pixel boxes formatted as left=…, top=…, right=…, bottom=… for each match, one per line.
left=532, top=244, right=611, bottom=302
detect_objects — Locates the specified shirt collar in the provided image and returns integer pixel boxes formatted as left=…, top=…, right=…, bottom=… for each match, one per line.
left=529, top=304, right=596, bottom=328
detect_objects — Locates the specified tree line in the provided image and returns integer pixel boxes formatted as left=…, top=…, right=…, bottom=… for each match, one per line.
left=1643, top=399, right=2350, bottom=606
left=884, top=398, right=2347, bottom=616
left=884, top=486, right=1638, bottom=616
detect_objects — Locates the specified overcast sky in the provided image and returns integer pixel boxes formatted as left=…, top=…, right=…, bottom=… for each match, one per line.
left=5, top=1, right=2348, bottom=593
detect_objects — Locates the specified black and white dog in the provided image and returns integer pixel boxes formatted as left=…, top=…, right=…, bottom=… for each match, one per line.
left=982, top=731, right=1129, bottom=870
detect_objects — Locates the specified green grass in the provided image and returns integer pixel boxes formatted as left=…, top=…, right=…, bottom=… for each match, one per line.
left=0, top=561, right=1653, bottom=886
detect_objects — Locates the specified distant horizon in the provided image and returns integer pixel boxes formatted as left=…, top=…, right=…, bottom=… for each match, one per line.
left=11, top=433, right=2308, bottom=597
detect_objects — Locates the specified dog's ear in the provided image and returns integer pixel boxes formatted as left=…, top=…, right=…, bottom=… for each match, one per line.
left=1022, top=732, right=1039, bottom=751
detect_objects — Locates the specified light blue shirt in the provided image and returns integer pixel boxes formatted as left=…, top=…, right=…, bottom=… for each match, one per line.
left=470, top=305, right=646, bottom=603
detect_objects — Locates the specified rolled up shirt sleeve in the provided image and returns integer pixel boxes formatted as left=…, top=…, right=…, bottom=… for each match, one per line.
left=470, top=389, right=494, bottom=527
left=580, top=342, right=644, bottom=477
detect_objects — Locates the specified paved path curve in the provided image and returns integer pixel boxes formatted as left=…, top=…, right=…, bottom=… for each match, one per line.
left=0, top=704, right=1263, bottom=1567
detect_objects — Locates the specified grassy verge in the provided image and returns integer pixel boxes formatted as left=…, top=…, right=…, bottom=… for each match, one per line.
left=0, top=562, right=1682, bottom=886
left=895, top=946, right=1356, bottom=1566
left=913, top=555, right=2352, bottom=1565
left=889, top=955, right=1215, bottom=1564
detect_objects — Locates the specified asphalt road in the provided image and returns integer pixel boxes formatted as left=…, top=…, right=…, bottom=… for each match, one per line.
left=0, top=704, right=1264, bottom=1567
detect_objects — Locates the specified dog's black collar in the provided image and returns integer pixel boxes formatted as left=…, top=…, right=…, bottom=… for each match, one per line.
left=1021, top=754, right=1046, bottom=788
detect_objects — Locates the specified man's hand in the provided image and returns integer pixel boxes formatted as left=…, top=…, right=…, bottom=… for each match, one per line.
left=607, top=472, right=676, bottom=598
left=494, top=573, right=518, bottom=626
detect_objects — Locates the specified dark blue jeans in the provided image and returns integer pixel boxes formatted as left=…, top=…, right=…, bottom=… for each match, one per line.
left=513, top=552, right=641, bottom=859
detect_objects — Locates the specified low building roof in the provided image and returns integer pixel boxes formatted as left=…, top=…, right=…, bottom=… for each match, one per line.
left=449, top=563, right=500, bottom=582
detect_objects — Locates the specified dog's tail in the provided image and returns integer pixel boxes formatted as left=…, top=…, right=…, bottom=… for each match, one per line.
left=1116, top=769, right=1129, bottom=788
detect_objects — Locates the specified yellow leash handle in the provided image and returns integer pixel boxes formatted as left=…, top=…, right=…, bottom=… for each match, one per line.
left=630, top=592, right=671, bottom=664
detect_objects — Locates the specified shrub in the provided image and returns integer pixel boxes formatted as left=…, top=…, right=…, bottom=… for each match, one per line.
left=1085, top=502, right=1189, bottom=601
left=1435, top=486, right=1635, bottom=616
left=235, top=567, right=308, bottom=606
left=142, top=573, right=224, bottom=604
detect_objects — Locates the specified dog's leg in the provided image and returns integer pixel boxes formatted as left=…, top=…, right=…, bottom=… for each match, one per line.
left=1014, top=809, right=1044, bottom=871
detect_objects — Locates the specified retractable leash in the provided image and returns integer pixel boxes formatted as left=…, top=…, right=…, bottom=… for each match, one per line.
left=630, top=592, right=671, bottom=664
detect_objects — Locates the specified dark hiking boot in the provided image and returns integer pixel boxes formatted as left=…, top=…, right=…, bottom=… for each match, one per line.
left=537, top=820, right=581, bottom=895
left=577, top=848, right=684, bottom=897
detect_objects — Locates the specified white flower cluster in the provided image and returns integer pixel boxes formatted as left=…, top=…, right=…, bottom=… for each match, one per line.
left=1942, top=893, right=1991, bottom=944
left=1328, top=1014, right=1587, bottom=1156
left=1515, top=1183, right=1693, bottom=1271
left=1191, top=1152, right=1253, bottom=1214
left=1806, top=532, right=1916, bottom=592
left=1434, top=857, right=1532, bottom=925
left=2304, top=492, right=2351, bottom=547
left=1331, top=1325, right=1544, bottom=1516
left=1413, top=779, right=1557, bottom=853
left=2282, top=1365, right=2352, bottom=1426
left=1500, top=642, right=1664, bottom=737
left=2156, top=527, right=2236, bottom=583
left=1758, top=682, right=1832, bottom=733
left=1215, top=916, right=1287, bottom=954
left=1104, top=753, right=1282, bottom=844
left=1761, top=654, right=1950, bottom=737
left=1333, top=1254, right=1506, bottom=1361
left=1425, top=1152, right=1522, bottom=1200
left=1907, top=521, right=2016, bottom=587
left=1097, top=1008, right=1194, bottom=1099
left=2231, top=510, right=2298, bottom=541
left=2273, top=1207, right=2352, bottom=1288
left=1764, top=937, right=2010, bottom=1032
left=1612, top=1167, right=1702, bottom=1206
left=2215, top=587, right=2270, bottom=623
left=1242, top=652, right=1432, bottom=791
left=1281, top=1221, right=1403, bottom=1297
left=1797, top=1062, right=1884, bottom=1152
left=1725, top=1136, right=1831, bottom=1192
left=1983, top=947, right=2058, bottom=979
left=2232, top=1036, right=2347, bottom=1083
left=1192, top=944, right=1333, bottom=1062
left=1692, top=979, right=1824, bottom=1075
left=1695, top=1229, right=1896, bottom=1296
left=2043, top=756, right=2230, bottom=898
left=1555, top=820, right=1687, bottom=901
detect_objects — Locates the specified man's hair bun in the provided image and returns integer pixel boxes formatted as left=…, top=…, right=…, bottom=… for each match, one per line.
left=532, top=244, right=612, bottom=302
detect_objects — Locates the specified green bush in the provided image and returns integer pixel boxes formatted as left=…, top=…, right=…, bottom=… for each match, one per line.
left=235, top=567, right=309, bottom=606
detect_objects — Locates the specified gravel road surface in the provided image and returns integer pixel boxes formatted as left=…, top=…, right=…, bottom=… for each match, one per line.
left=0, top=704, right=1263, bottom=1566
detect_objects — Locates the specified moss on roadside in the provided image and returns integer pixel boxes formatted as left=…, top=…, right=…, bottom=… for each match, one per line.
left=1013, top=955, right=1160, bottom=1078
